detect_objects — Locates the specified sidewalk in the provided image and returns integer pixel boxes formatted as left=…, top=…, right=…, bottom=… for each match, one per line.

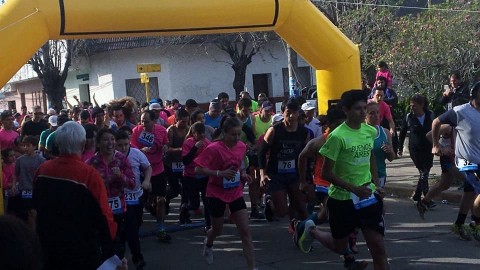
left=385, top=153, right=463, bottom=204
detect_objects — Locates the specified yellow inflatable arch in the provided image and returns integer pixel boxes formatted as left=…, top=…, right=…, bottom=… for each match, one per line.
left=0, top=0, right=361, bottom=213
left=0, top=0, right=360, bottom=112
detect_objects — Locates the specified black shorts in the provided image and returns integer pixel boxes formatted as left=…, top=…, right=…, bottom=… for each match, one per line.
left=315, top=185, right=329, bottom=203
left=206, top=196, right=247, bottom=218
left=327, top=193, right=385, bottom=239
left=268, top=173, right=299, bottom=192
left=151, top=172, right=167, bottom=197
left=440, top=155, right=454, bottom=173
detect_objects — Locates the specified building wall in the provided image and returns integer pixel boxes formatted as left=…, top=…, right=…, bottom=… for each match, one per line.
left=64, top=41, right=313, bottom=106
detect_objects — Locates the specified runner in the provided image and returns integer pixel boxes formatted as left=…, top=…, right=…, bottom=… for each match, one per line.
left=258, top=97, right=309, bottom=224
left=296, top=90, right=388, bottom=270
left=182, top=122, right=211, bottom=232
left=115, top=129, right=152, bottom=269
left=87, top=128, right=136, bottom=261
left=205, top=99, right=222, bottom=129
left=165, top=109, right=190, bottom=223
left=430, top=82, right=480, bottom=241
left=194, top=116, right=256, bottom=270
left=130, top=110, right=171, bottom=242
left=190, top=110, right=215, bottom=140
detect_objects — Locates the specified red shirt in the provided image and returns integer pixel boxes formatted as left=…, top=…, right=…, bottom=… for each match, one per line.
left=35, top=154, right=117, bottom=239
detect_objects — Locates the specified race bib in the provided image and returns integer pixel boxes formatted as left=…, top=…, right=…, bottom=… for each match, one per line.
left=172, top=161, right=184, bottom=173
left=456, top=158, right=479, bottom=172
left=315, top=185, right=329, bottom=194
left=108, top=197, right=124, bottom=214
left=125, top=192, right=139, bottom=205
left=350, top=191, right=377, bottom=210
left=21, top=190, right=33, bottom=199
left=223, top=171, right=241, bottom=189
left=138, top=130, right=154, bottom=147
left=278, top=160, right=296, bottom=173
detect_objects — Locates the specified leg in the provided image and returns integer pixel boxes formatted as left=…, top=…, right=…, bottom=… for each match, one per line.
left=126, top=204, right=144, bottom=265
left=362, top=228, right=388, bottom=270
left=232, top=209, right=255, bottom=270
left=286, top=182, right=309, bottom=220
left=270, top=189, right=289, bottom=218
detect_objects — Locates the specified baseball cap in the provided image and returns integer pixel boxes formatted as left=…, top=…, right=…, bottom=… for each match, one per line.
left=261, top=101, right=273, bottom=110
left=149, top=103, right=162, bottom=110
left=48, top=115, right=58, bottom=126
left=301, top=102, right=316, bottom=111
left=272, top=113, right=284, bottom=124
left=47, top=108, right=57, bottom=115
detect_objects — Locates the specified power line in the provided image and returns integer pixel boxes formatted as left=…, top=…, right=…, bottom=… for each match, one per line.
left=312, top=0, right=480, bottom=14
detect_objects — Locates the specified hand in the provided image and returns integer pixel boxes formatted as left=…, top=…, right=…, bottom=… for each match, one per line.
left=63, top=96, right=67, bottom=101
left=73, top=95, right=78, bottom=100
left=220, top=167, right=237, bottom=179
left=352, top=185, right=372, bottom=199
left=375, top=187, right=386, bottom=198
left=432, top=145, right=442, bottom=156
left=381, top=143, right=394, bottom=154
left=194, top=140, right=204, bottom=148
left=241, top=173, right=253, bottom=185
left=141, top=181, right=152, bottom=192
left=111, top=167, right=122, bottom=177
left=260, top=174, right=271, bottom=188
left=389, top=128, right=395, bottom=136
left=141, top=147, right=151, bottom=153
left=93, top=92, right=96, bottom=99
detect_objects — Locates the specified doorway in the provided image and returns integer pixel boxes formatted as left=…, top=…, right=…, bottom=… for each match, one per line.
left=252, top=73, right=272, bottom=99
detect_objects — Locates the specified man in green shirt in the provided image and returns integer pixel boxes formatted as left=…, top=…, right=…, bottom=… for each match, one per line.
left=296, top=90, right=388, bottom=270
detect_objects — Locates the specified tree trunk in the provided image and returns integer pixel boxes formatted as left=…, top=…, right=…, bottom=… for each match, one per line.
left=232, top=64, right=247, bottom=98
left=45, top=85, right=66, bottom=111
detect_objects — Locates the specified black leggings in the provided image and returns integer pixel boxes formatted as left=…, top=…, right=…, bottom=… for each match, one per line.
left=182, top=176, right=210, bottom=227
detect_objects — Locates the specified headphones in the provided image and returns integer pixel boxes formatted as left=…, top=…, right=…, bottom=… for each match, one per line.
left=470, top=82, right=480, bottom=99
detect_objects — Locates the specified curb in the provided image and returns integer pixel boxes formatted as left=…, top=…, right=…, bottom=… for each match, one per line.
left=386, top=184, right=463, bottom=204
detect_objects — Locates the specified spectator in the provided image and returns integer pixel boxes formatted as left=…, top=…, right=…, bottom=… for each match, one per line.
left=301, top=102, right=322, bottom=138
left=0, top=110, right=19, bottom=151
left=375, top=61, right=394, bottom=88
left=21, top=105, right=49, bottom=137
left=440, top=71, right=470, bottom=110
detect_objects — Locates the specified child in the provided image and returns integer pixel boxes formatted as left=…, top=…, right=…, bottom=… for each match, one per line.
left=1, top=148, right=15, bottom=211
left=8, top=136, right=45, bottom=227
left=375, top=61, right=393, bottom=89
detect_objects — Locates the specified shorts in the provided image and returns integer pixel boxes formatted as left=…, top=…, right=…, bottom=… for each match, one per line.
left=461, top=170, right=479, bottom=193
left=327, top=193, right=385, bottom=239
left=247, top=153, right=259, bottom=167
left=268, top=173, right=299, bottom=193
left=440, top=155, right=454, bottom=173
left=151, top=172, right=167, bottom=197
left=206, top=196, right=247, bottom=218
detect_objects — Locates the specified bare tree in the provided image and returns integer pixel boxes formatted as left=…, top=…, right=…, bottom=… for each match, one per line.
left=215, top=32, right=271, bottom=97
left=28, top=40, right=79, bottom=110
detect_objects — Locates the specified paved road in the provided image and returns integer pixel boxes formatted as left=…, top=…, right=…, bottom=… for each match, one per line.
left=130, top=195, right=480, bottom=270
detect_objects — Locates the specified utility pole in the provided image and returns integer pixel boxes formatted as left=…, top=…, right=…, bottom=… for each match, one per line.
left=287, top=43, right=299, bottom=97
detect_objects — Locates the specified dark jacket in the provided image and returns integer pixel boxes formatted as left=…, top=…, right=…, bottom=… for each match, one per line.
left=439, top=83, right=470, bottom=108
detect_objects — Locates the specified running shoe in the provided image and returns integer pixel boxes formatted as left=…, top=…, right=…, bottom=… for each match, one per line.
left=264, top=195, right=273, bottom=222
left=156, top=230, right=172, bottom=242
left=298, top=220, right=315, bottom=253
left=203, top=238, right=214, bottom=265
left=250, top=207, right=265, bottom=219
left=469, top=223, right=480, bottom=242
left=292, top=219, right=301, bottom=248
left=415, top=200, right=427, bottom=219
left=179, top=208, right=192, bottom=224
left=425, top=200, right=437, bottom=209
left=450, top=224, right=472, bottom=241
left=344, top=260, right=368, bottom=270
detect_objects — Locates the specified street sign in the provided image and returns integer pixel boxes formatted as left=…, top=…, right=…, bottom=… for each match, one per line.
left=140, top=73, right=149, bottom=83
left=137, top=64, right=161, bottom=73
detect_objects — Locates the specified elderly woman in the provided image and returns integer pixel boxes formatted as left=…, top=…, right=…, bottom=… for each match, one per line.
left=33, top=122, right=120, bottom=269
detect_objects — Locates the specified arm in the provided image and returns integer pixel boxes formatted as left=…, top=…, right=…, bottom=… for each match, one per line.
left=383, top=128, right=395, bottom=162
left=431, top=117, right=443, bottom=155
left=64, top=96, right=73, bottom=110
left=398, top=115, right=408, bottom=154
left=92, top=92, right=100, bottom=107
left=370, top=151, right=379, bottom=187
left=73, top=95, right=82, bottom=107
left=182, top=145, right=199, bottom=165
left=298, top=137, right=324, bottom=188
left=258, top=126, right=274, bottom=183
left=140, top=165, right=152, bottom=191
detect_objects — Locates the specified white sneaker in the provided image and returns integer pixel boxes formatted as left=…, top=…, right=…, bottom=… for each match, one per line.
left=203, top=238, right=213, bottom=265
left=299, top=220, right=315, bottom=253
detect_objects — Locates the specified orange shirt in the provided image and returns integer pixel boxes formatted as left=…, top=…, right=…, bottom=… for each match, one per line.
left=313, top=133, right=330, bottom=187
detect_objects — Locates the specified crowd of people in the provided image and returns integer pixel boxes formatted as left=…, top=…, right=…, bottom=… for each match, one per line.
left=1, top=63, right=480, bottom=270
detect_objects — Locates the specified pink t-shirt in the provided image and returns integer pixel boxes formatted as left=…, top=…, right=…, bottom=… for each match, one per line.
left=182, top=137, right=210, bottom=178
left=81, top=149, right=96, bottom=163
left=369, top=99, right=393, bottom=125
left=0, top=129, right=19, bottom=151
left=131, top=124, right=169, bottom=176
left=194, top=141, right=247, bottom=203
left=2, top=162, right=15, bottom=189
left=375, top=70, right=393, bottom=88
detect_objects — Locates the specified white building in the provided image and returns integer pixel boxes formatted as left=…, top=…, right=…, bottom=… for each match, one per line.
left=2, top=37, right=316, bottom=112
